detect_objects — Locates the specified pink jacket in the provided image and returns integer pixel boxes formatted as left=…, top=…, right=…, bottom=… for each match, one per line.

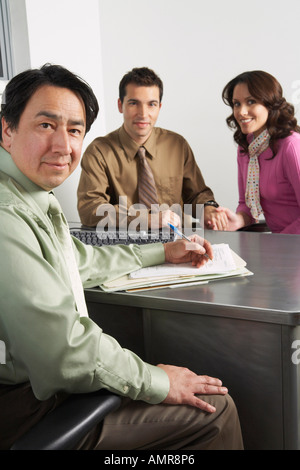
left=237, top=132, right=300, bottom=234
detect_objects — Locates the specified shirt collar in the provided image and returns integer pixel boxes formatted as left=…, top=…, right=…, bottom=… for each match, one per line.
left=0, top=145, right=51, bottom=215
left=118, top=125, right=157, bottom=161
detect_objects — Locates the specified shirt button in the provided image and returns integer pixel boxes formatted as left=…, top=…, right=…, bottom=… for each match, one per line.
left=123, top=385, right=129, bottom=393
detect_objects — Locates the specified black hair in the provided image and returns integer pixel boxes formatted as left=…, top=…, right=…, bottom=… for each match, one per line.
left=0, top=63, right=99, bottom=140
left=119, top=67, right=163, bottom=103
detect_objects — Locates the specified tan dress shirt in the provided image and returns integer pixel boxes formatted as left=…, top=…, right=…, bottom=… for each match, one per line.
left=77, top=126, right=215, bottom=227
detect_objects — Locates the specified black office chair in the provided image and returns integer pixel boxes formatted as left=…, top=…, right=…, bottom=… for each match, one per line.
left=11, top=389, right=122, bottom=450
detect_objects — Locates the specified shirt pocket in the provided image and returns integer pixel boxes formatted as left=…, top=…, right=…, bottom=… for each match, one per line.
left=156, top=176, right=183, bottom=206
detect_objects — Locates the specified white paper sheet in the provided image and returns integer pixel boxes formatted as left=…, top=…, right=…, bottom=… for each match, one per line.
left=129, top=244, right=240, bottom=279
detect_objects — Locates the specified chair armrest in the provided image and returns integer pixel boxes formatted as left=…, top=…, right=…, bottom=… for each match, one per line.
left=11, top=390, right=122, bottom=450
left=238, top=221, right=270, bottom=232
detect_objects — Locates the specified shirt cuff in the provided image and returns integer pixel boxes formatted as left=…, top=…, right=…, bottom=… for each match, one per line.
left=139, top=243, right=165, bottom=268
left=140, top=363, right=170, bottom=404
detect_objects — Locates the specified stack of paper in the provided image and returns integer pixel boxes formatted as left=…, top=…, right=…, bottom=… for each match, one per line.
left=99, top=244, right=253, bottom=292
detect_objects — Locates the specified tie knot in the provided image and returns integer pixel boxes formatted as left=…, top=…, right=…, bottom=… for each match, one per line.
left=48, top=193, right=63, bottom=216
left=138, top=146, right=146, bottom=160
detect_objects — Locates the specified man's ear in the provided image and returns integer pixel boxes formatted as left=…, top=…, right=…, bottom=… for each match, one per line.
left=117, top=98, right=123, bottom=114
left=1, top=117, right=12, bottom=150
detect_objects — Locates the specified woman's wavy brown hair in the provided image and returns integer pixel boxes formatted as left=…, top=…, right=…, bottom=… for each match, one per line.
left=222, top=70, right=300, bottom=156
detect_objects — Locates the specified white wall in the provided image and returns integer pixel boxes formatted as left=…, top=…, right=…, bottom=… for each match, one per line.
left=7, top=0, right=300, bottom=222
left=23, top=0, right=106, bottom=221
left=98, top=0, right=300, bottom=215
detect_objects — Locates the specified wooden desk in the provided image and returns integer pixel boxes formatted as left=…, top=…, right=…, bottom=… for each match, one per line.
left=85, top=231, right=300, bottom=449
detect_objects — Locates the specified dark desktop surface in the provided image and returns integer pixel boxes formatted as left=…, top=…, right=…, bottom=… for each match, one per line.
left=85, top=231, right=300, bottom=449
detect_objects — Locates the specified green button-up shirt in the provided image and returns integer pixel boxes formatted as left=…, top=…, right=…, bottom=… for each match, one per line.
left=0, top=147, right=169, bottom=403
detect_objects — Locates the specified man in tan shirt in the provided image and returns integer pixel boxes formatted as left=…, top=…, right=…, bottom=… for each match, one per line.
left=77, top=67, right=228, bottom=230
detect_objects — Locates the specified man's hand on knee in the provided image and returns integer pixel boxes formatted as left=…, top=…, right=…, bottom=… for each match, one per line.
left=157, top=364, right=228, bottom=413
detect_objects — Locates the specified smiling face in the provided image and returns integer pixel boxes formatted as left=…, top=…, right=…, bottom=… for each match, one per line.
left=1, top=85, right=86, bottom=191
left=232, top=82, right=269, bottom=138
left=118, top=83, right=161, bottom=145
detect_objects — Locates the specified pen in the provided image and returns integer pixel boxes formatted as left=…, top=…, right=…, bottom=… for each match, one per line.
left=167, top=223, right=212, bottom=261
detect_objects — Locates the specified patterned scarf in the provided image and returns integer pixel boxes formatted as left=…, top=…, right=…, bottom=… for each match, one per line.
left=245, top=129, right=270, bottom=221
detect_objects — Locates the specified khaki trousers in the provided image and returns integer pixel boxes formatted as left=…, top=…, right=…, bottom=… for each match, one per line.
left=1, top=383, right=243, bottom=450
left=77, top=393, right=243, bottom=450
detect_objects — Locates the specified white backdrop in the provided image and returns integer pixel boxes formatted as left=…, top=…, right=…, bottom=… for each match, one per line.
left=98, top=0, right=300, bottom=216
left=24, top=0, right=106, bottom=221
left=15, top=0, right=300, bottom=221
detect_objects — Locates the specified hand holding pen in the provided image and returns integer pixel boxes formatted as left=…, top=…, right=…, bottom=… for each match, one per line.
left=164, top=223, right=213, bottom=267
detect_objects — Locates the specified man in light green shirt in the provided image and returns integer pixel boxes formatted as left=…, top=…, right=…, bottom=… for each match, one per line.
left=0, top=65, right=243, bottom=450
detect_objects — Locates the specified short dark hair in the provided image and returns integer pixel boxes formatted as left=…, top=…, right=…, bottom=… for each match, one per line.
left=119, top=67, right=163, bottom=103
left=0, top=63, right=99, bottom=140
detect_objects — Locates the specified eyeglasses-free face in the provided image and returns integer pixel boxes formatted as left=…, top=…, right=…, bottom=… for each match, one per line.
left=232, top=82, right=269, bottom=138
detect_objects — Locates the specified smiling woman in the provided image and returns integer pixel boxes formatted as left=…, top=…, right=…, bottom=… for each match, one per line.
left=232, top=83, right=269, bottom=138
left=222, top=71, right=299, bottom=154
left=220, top=70, right=300, bottom=234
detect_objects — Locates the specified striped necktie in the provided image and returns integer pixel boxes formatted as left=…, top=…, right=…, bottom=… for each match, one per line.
left=137, top=146, right=158, bottom=209
left=48, top=193, right=89, bottom=317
